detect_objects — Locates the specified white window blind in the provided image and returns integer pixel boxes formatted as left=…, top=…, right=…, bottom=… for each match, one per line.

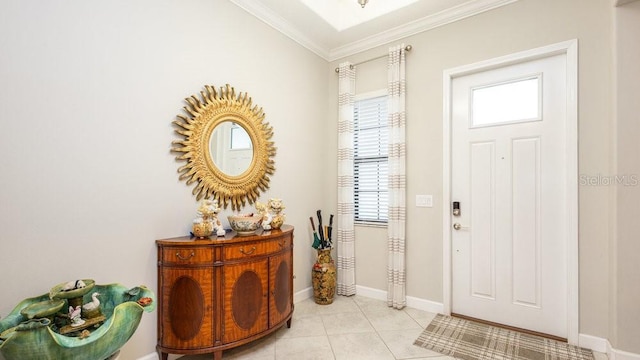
left=354, top=94, right=388, bottom=223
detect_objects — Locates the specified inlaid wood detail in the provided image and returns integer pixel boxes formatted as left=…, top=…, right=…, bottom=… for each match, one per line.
left=269, top=252, right=292, bottom=327
left=169, top=276, right=205, bottom=340
left=232, top=271, right=263, bottom=330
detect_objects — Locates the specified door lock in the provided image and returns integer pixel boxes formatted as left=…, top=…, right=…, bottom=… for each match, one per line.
left=452, top=201, right=461, bottom=216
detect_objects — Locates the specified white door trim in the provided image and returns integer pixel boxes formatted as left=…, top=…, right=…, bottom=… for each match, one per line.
left=442, top=39, right=579, bottom=344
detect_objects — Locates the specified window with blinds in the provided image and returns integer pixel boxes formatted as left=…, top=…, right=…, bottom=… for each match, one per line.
left=354, top=93, right=388, bottom=224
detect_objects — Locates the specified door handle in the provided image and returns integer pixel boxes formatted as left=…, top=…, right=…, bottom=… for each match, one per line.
left=453, top=223, right=470, bottom=231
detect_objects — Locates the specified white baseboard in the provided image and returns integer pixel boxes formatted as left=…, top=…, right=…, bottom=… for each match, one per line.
left=577, top=334, right=640, bottom=359
left=580, top=333, right=609, bottom=353
left=355, top=285, right=387, bottom=301
left=406, top=295, right=445, bottom=314
left=299, top=284, right=448, bottom=314
left=137, top=353, right=157, bottom=360
left=294, top=287, right=313, bottom=303
left=608, top=341, right=640, bottom=360
left=355, top=285, right=445, bottom=314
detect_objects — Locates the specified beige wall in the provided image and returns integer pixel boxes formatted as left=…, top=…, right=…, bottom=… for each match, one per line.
left=613, top=1, right=640, bottom=353
left=0, top=1, right=328, bottom=359
left=329, top=0, right=615, bottom=343
left=2, top=0, right=637, bottom=357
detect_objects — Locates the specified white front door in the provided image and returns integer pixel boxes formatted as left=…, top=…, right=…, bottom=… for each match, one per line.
left=450, top=52, right=569, bottom=338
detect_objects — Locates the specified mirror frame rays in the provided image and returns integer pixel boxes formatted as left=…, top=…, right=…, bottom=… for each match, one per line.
left=172, top=84, right=276, bottom=210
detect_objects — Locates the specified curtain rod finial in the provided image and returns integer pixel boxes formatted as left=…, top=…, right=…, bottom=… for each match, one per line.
left=405, top=45, right=412, bottom=52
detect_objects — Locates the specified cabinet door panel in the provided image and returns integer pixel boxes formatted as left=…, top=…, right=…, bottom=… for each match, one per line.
left=160, top=268, right=214, bottom=349
left=269, top=251, right=292, bottom=327
left=223, top=259, right=268, bottom=343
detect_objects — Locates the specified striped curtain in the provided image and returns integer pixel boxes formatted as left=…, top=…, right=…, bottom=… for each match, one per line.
left=387, top=45, right=407, bottom=309
left=337, top=62, right=356, bottom=296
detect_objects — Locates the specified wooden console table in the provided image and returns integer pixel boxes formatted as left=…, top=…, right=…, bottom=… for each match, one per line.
left=156, top=225, right=294, bottom=360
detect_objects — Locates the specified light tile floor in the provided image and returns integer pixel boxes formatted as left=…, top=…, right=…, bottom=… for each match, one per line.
left=177, top=295, right=608, bottom=360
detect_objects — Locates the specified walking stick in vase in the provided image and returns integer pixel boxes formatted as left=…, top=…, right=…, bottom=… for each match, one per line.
left=310, top=217, right=321, bottom=249
left=327, top=214, right=334, bottom=247
left=317, top=210, right=325, bottom=249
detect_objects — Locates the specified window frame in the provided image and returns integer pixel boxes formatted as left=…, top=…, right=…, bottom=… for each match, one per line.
left=353, top=89, right=389, bottom=227
left=469, top=74, right=543, bottom=128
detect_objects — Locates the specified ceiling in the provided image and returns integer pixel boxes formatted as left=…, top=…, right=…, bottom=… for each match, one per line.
left=228, top=0, right=519, bottom=61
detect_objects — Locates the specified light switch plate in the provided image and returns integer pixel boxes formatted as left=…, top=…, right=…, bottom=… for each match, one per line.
left=416, top=194, right=433, bottom=208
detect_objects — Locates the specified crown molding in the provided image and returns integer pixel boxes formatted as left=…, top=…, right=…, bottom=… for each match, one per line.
left=228, top=0, right=330, bottom=59
left=228, top=0, right=519, bottom=62
left=329, top=0, right=519, bottom=60
left=615, top=0, right=640, bottom=6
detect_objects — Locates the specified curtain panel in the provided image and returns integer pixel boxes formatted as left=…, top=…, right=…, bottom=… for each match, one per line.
left=387, top=45, right=407, bottom=309
left=337, top=62, right=356, bottom=296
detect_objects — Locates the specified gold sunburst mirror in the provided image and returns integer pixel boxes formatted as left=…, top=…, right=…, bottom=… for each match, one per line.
left=171, top=84, right=276, bottom=210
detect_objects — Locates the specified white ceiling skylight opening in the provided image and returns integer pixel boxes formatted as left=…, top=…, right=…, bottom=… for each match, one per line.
left=300, top=0, right=419, bottom=31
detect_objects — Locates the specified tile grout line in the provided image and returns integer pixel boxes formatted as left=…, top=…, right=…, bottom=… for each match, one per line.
left=356, top=297, right=444, bottom=360
left=319, top=308, right=338, bottom=360
left=353, top=296, right=400, bottom=360
left=274, top=296, right=443, bottom=360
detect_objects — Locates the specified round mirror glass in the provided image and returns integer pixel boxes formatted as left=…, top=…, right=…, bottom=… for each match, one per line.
left=209, top=121, right=254, bottom=176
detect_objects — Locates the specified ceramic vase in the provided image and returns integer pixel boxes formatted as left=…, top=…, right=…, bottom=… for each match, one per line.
left=312, top=249, right=336, bottom=305
left=270, top=213, right=284, bottom=230
left=192, top=219, right=213, bottom=238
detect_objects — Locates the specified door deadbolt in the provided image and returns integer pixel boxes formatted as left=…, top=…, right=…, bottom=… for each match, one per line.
left=452, top=201, right=460, bottom=216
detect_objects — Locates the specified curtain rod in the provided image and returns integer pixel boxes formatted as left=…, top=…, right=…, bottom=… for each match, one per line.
left=334, top=45, right=412, bottom=73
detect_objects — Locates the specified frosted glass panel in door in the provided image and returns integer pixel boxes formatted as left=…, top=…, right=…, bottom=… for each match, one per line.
left=471, top=76, right=541, bottom=127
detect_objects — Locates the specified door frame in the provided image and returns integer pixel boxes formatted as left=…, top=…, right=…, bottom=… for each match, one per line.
left=442, top=39, right=579, bottom=344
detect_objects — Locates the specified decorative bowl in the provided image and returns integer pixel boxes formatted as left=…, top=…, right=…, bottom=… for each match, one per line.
left=228, top=214, right=263, bottom=236
left=49, top=279, right=96, bottom=307
left=20, top=299, right=66, bottom=320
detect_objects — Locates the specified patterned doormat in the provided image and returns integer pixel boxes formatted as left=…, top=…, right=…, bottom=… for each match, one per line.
left=413, top=314, right=594, bottom=360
